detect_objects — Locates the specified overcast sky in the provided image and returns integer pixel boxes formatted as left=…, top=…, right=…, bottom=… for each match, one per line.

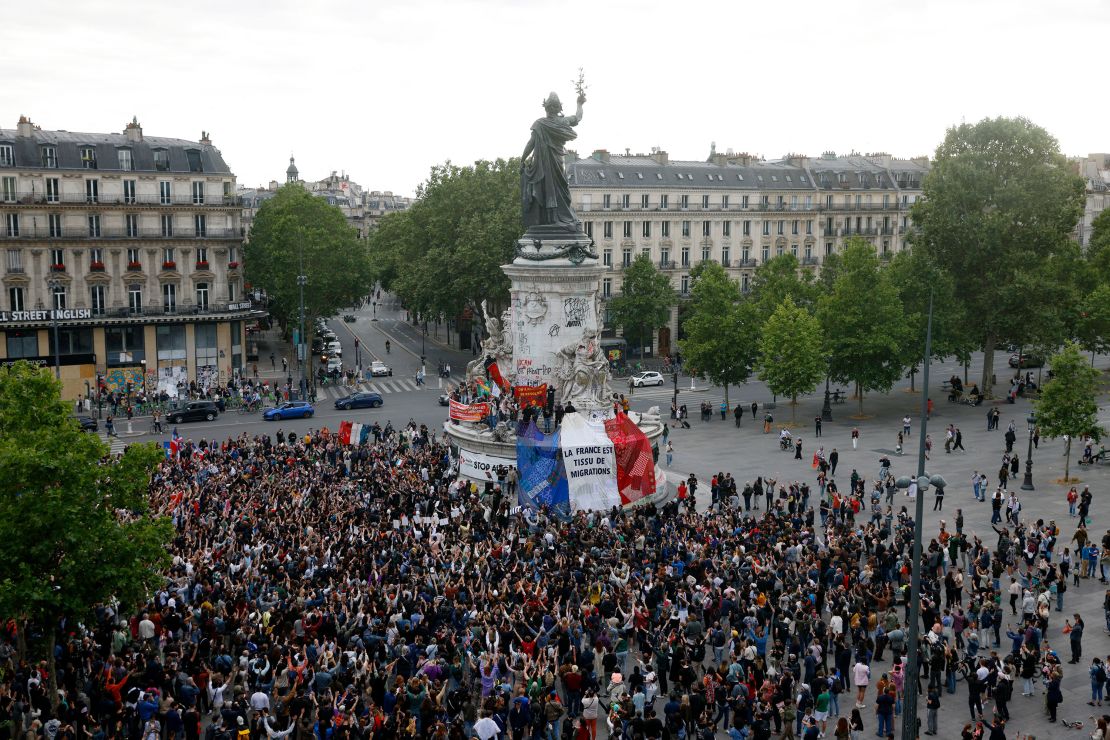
left=4, top=0, right=1105, bottom=195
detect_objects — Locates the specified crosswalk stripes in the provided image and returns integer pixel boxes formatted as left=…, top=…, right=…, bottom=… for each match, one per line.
left=101, top=433, right=130, bottom=455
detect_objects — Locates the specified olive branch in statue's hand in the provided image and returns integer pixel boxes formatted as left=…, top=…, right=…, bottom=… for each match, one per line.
left=573, top=68, right=588, bottom=104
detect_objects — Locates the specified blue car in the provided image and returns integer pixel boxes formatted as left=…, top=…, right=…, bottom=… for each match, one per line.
left=263, top=401, right=315, bottom=420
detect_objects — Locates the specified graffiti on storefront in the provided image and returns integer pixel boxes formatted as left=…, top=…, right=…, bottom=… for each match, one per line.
left=102, top=367, right=145, bottom=393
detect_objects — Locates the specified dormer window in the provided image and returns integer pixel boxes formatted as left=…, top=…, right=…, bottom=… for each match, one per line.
left=118, top=148, right=133, bottom=171
left=0, top=144, right=13, bottom=167
left=80, top=147, right=97, bottom=169
left=41, top=146, right=57, bottom=168
left=186, top=149, right=203, bottom=173
left=154, top=149, right=169, bottom=171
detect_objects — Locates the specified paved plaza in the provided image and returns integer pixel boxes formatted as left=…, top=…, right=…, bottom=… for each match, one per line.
left=630, top=357, right=1110, bottom=739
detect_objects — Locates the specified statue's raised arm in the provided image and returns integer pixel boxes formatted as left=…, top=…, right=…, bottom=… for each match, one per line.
left=520, top=88, right=587, bottom=237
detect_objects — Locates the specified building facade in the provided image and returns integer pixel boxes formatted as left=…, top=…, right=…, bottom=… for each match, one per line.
left=1073, top=153, right=1110, bottom=249
left=0, top=116, right=261, bottom=401
left=568, top=148, right=929, bottom=355
left=239, top=157, right=414, bottom=240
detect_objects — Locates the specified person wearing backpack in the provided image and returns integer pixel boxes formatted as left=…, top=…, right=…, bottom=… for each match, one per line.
left=1091, top=657, right=1107, bottom=707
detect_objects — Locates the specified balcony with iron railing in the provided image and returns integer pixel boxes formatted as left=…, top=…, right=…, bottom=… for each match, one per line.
left=737, top=258, right=758, bottom=268
left=104, top=300, right=257, bottom=319
left=0, top=192, right=242, bottom=208
left=0, top=226, right=239, bottom=240
left=658, top=260, right=676, bottom=270
left=801, top=256, right=819, bottom=266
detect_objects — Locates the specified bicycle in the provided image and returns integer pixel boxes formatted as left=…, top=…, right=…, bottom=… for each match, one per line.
left=238, top=401, right=261, bottom=414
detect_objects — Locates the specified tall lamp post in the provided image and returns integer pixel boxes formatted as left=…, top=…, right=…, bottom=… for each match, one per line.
left=296, top=255, right=307, bottom=402
left=672, top=370, right=679, bottom=417
left=45, top=276, right=62, bottom=380
left=821, top=354, right=833, bottom=422
left=1021, top=411, right=1037, bottom=490
left=897, top=288, right=934, bottom=740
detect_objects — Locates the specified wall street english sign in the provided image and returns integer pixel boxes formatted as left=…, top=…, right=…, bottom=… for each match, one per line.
left=0, top=309, right=93, bottom=322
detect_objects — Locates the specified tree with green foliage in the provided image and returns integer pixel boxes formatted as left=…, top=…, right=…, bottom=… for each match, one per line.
left=245, top=184, right=374, bottom=353
left=1077, top=284, right=1110, bottom=362
left=886, top=246, right=973, bottom=389
left=1034, top=342, right=1104, bottom=482
left=609, top=253, right=675, bottom=359
left=911, top=116, right=1086, bottom=397
left=1086, top=208, right=1110, bottom=286
left=757, top=297, right=826, bottom=422
left=747, top=253, right=818, bottom=322
left=370, top=159, right=521, bottom=325
left=0, top=362, right=171, bottom=709
left=818, top=241, right=911, bottom=415
left=679, top=262, right=759, bottom=407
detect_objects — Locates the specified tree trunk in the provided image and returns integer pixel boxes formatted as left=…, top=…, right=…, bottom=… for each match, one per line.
left=963, top=359, right=969, bottom=385
left=724, top=383, right=729, bottom=410
left=981, top=340, right=996, bottom=398
left=791, top=394, right=797, bottom=423
left=1064, top=437, right=1072, bottom=482
left=46, top=628, right=60, bottom=714
left=909, top=366, right=916, bottom=392
left=856, top=381, right=864, bottom=416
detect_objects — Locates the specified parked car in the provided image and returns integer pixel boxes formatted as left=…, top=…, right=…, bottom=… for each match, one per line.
left=326, top=341, right=342, bottom=357
left=167, top=400, right=219, bottom=424
left=77, top=415, right=98, bottom=432
left=630, top=371, right=665, bottom=387
left=335, top=392, right=384, bottom=410
left=1009, top=353, right=1045, bottom=368
left=311, top=337, right=325, bottom=355
left=438, top=394, right=450, bottom=407
left=325, top=356, right=343, bottom=375
left=369, top=361, right=393, bottom=377
left=263, top=401, right=315, bottom=420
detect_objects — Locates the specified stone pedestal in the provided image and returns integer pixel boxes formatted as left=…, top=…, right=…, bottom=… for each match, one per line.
left=443, top=232, right=673, bottom=511
left=503, top=237, right=605, bottom=392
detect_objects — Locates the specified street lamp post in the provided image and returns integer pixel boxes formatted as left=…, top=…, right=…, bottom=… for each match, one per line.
left=372, top=301, right=377, bottom=320
left=821, top=355, right=833, bottom=422
left=672, top=370, right=679, bottom=417
left=1021, top=411, right=1037, bottom=490
left=899, top=287, right=934, bottom=740
left=296, top=262, right=307, bottom=402
left=140, top=359, right=147, bottom=400
left=45, top=277, right=62, bottom=380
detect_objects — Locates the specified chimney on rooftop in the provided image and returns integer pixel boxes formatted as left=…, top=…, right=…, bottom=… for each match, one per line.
left=785, top=153, right=809, bottom=168
left=124, top=116, right=143, bottom=143
left=16, top=115, right=34, bottom=138
left=650, top=150, right=668, bottom=165
left=200, top=130, right=212, bottom=146
left=592, top=149, right=610, bottom=163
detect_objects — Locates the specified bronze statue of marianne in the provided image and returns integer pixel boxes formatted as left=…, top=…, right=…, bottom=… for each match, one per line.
left=521, top=90, right=586, bottom=237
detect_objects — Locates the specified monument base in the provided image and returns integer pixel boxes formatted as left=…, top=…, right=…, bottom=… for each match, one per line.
left=444, top=409, right=673, bottom=513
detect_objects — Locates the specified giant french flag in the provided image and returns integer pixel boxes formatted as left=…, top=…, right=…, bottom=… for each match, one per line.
left=515, top=411, right=656, bottom=514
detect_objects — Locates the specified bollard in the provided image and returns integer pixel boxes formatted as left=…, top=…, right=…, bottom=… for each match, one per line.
left=438, top=376, right=442, bottom=389
left=127, top=419, right=133, bottom=434
left=690, top=377, right=695, bottom=391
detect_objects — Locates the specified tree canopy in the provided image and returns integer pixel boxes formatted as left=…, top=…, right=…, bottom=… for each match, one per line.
left=679, top=261, right=759, bottom=406
left=0, top=362, right=171, bottom=706
left=608, top=253, right=675, bottom=359
left=1034, top=342, right=1104, bottom=481
left=818, top=240, right=911, bottom=415
left=757, top=296, right=826, bottom=421
left=245, top=184, right=374, bottom=328
left=370, top=159, right=521, bottom=322
left=747, top=253, right=818, bottom=322
left=911, top=116, right=1086, bottom=396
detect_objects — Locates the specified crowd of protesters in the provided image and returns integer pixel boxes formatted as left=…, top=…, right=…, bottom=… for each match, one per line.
left=2, top=402, right=1109, bottom=740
